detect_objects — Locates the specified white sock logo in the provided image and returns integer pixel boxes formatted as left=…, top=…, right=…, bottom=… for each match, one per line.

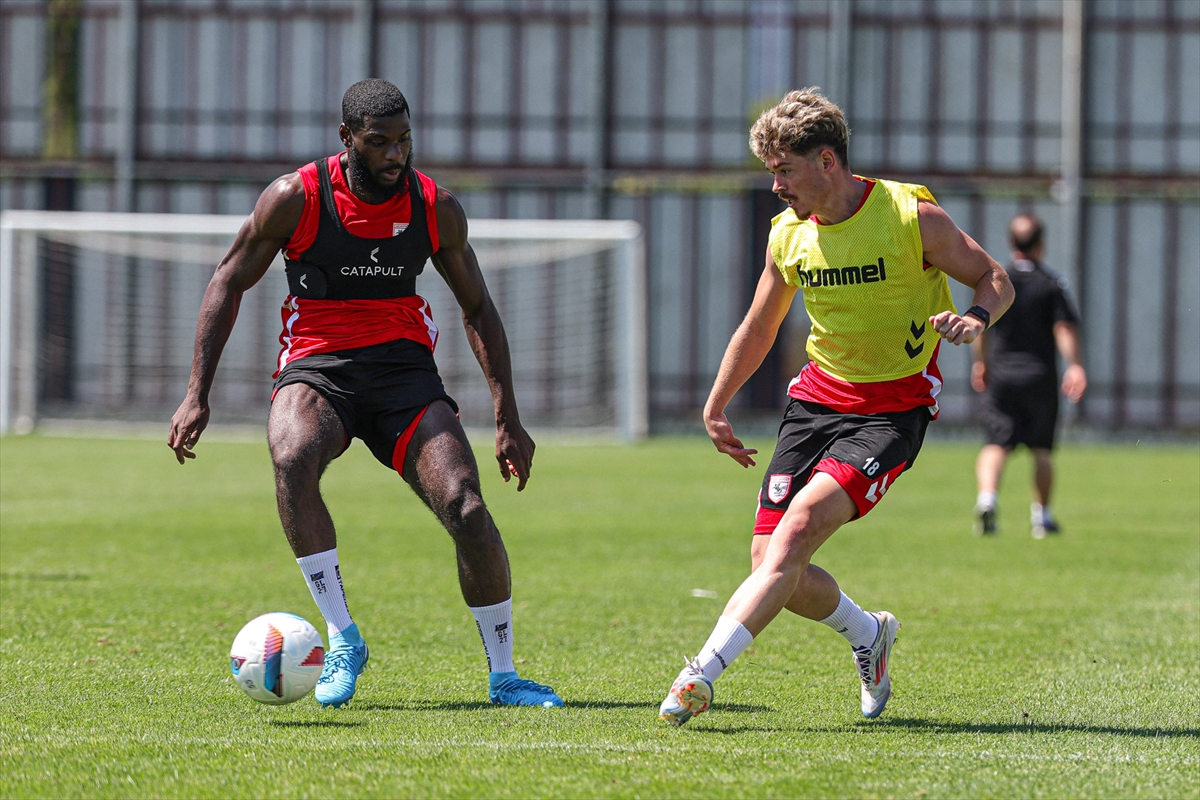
left=309, top=571, right=327, bottom=594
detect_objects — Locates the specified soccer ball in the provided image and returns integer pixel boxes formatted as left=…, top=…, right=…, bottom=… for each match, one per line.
left=229, top=612, right=324, bottom=705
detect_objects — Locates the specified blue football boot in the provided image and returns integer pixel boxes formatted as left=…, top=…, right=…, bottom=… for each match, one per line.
left=488, top=671, right=564, bottom=707
left=315, top=624, right=369, bottom=708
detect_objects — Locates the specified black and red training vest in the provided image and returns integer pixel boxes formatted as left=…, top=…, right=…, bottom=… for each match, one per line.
left=284, top=158, right=434, bottom=300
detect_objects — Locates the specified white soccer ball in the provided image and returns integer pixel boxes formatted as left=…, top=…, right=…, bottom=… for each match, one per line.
left=229, top=612, right=325, bottom=705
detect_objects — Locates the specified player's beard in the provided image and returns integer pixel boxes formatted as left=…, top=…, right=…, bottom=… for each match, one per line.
left=346, top=144, right=413, bottom=202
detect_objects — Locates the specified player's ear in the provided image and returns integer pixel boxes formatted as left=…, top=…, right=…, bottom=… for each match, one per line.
left=338, top=122, right=352, bottom=148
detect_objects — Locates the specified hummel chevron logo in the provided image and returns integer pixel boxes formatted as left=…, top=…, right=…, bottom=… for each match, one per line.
left=865, top=475, right=891, bottom=503
left=905, top=320, right=926, bottom=359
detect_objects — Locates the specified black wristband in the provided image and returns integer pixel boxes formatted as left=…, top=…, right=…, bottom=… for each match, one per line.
left=964, top=305, right=991, bottom=329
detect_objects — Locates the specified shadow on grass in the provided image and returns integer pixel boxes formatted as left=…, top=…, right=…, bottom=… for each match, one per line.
left=675, top=703, right=780, bottom=733
left=873, top=717, right=1200, bottom=739
left=562, top=700, right=660, bottom=710
left=691, top=725, right=790, bottom=735
left=354, top=700, right=663, bottom=711
left=354, top=701, right=495, bottom=712
left=267, top=719, right=364, bottom=728
left=710, top=703, right=775, bottom=713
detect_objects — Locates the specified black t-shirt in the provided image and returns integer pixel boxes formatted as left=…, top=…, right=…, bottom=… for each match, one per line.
left=984, top=259, right=1080, bottom=385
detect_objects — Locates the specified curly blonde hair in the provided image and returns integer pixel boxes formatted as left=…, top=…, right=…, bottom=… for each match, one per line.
left=749, top=88, right=849, bottom=165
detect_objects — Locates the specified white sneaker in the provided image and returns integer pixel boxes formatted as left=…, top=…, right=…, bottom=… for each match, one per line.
left=851, top=611, right=900, bottom=718
left=974, top=504, right=998, bottom=535
left=658, top=658, right=714, bottom=727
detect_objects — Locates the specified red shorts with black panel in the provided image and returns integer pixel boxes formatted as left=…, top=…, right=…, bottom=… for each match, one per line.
left=272, top=337, right=458, bottom=476
left=755, top=399, right=930, bottom=533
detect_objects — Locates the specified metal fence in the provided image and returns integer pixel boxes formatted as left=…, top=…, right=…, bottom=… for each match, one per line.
left=2, top=0, right=1198, bottom=431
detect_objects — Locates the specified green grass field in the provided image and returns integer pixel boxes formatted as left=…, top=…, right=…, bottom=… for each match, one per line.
left=1, top=433, right=1197, bottom=798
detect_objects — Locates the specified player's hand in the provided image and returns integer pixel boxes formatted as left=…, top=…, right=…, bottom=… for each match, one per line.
left=1062, top=363, right=1087, bottom=403
left=168, top=395, right=210, bottom=464
left=970, top=360, right=987, bottom=392
left=496, top=420, right=535, bottom=491
left=930, top=310, right=985, bottom=346
left=705, top=412, right=757, bottom=468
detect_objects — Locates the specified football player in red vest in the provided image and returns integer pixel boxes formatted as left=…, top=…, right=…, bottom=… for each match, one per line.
left=170, top=80, right=561, bottom=710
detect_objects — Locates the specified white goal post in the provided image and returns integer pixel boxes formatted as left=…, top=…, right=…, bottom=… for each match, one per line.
left=0, top=210, right=647, bottom=440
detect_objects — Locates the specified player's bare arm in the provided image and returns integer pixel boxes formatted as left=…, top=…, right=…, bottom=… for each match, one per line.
left=704, top=248, right=798, bottom=468
left=168, top=174, right=305, bottom=464
left=1053, top=321, right=1087, bottom=403
left=969, top=330, right=988, bottom=392
left=430, top=187, right=535, bottom=490
left=919, top=200, right=1014, bottom=346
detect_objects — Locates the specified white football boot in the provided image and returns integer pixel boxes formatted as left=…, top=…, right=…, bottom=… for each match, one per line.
left=852, top=611, right=900, bottom=718
left=658, top=658, right=714, bottom=727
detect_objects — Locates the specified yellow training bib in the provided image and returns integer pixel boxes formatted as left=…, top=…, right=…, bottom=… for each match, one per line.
left=769, top=178, right=956, bottom=382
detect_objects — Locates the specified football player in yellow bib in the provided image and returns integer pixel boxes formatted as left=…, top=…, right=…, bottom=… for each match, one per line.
left=659, top=88, right=1014, bottom=726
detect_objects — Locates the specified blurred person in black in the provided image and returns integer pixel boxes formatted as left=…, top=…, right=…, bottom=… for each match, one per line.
left=971, top=213, right=1087, bottom=538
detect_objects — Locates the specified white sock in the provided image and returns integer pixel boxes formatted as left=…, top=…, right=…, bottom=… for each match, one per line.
left=818, top=591, right=879, bottom=649
left=977, top=491, right=998, bottom=511
left=1031, top=503, right=1052, bottom=525
left=694, top=616, right=754, bottom=682
left=470, top=598, right=516, bottom=674
left=296, top=549, right=353, bottom=637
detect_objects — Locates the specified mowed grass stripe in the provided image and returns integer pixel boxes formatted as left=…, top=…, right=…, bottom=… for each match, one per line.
left=1, top=434, right=1197, bottom=799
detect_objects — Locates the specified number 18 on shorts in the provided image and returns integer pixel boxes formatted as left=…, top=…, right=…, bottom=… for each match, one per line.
left=753, top=400, right=931, bottom=533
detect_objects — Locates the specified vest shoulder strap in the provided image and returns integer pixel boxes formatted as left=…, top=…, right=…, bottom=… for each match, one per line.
left=315, top=157, right=345, bottom=234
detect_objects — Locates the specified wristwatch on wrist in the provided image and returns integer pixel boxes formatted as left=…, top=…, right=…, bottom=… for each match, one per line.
left=964, top=305, right=991, bottom=329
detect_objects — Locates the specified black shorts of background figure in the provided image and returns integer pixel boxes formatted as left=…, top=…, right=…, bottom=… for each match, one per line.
left=980, top=377, right=1059, bottom=451
left=273, top=337, right=458, bottom=473
left=757, top=399, right=930, bottom=525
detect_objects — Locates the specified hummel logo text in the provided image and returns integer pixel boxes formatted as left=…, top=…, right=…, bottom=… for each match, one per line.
left=797, top=257, right=888, bottom=288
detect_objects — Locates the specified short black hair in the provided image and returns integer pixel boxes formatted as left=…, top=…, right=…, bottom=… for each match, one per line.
left=1009, top=213, right=1044, bottom=253
left=342, top=79, right=410, bottom=132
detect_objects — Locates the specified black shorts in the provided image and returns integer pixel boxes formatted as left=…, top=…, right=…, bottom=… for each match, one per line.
left=755, top=399, right=931, bottom=532
left=272, top=338, right=458, bottom=472
left=981, top=377, right=1059, bottom=450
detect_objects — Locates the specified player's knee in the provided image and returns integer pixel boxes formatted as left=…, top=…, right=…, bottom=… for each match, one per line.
left=440, top=475, right=488, bottom=534
left=269, top=439, right=322, bottom=489
left=774, top=509, right=819, bottom=543
left=768, top=515, right=827, bottom=568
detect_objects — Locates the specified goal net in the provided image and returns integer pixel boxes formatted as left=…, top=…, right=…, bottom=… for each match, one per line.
left=0, top=211, right=646, bottom=440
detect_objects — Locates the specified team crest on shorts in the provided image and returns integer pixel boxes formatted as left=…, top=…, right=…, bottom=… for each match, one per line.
left=767, top=474, right=792, bottom=504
